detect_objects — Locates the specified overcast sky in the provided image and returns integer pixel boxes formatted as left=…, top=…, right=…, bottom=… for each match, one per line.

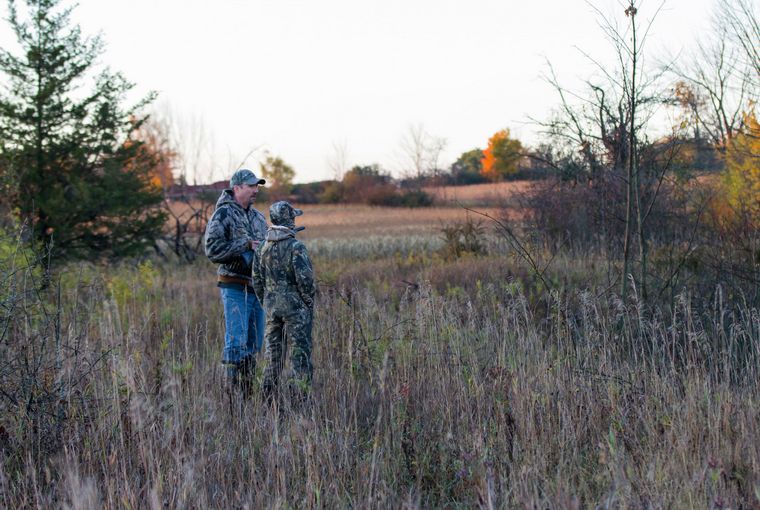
left=0, top=0, right=716, bottom=183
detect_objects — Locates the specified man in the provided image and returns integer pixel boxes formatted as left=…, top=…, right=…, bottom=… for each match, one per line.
left=252, top=201, right=315, bottom=404
left=204, top=168, right=267, bottom=394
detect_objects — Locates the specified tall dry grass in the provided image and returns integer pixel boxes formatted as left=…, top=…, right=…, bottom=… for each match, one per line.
left=2, top=243, right=759, bottom=508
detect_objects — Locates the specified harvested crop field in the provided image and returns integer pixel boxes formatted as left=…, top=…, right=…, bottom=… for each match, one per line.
left=423, top=180, right=536, bottom=206
left=296, top=204, right=503, bottom=239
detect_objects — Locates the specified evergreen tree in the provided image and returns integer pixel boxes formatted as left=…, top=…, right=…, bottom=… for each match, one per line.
left=0, top=0, right=166, bottom=261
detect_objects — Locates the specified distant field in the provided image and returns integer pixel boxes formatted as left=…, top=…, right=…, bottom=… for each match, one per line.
left=296, top=204, right=503, bottom=239
left=423, top=180, right=535, bottom=206
left=164, top=199, right=505, bottom=238
left=164, top=180, right=535, bottom=237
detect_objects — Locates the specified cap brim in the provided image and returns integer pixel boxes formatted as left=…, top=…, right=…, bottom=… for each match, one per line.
left=244, top=178, right=266, bottom=185
left=293, top=208, right=303, bottom=216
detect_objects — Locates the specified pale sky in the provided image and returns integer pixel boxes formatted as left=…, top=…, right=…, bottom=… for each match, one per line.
left=0, top=0, right=716, bottom=183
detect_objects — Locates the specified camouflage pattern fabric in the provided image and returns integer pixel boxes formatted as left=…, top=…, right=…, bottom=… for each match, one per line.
left=204, top=189, right=267, bottom=282
left=269, top=200, right=302, bottom=228
left=253, top=202, right=314, bottom=400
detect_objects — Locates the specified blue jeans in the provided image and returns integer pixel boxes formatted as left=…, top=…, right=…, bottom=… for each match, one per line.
left=220, top=286, right=265, bottom=364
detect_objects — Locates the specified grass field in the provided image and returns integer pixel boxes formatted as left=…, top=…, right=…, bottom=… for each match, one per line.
left=2, top=201, right=759, bottom=508
left=423, top=180, right=534, bottom=207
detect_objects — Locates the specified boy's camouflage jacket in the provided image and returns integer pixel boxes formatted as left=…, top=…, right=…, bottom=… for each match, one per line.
left=252, top=225, right=315, bottom=311
left=204, top=189, right=267, bottom=283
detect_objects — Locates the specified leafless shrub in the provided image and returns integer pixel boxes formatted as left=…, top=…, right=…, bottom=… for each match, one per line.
left=0, top=230, right=106, bottom=474
left=439, top=217, right=488, bottom=260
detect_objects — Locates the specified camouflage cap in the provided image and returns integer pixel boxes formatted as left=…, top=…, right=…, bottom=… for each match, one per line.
left=230, top=168, right=266, bottom=187
left=270, top=201, right=303, bottom=226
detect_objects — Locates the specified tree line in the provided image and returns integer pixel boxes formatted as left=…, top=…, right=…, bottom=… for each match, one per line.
left=1, top=0, right=758, bottom=283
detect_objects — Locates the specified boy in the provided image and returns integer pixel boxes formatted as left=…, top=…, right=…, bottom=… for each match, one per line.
left=252, top=201, right=315, bottom=403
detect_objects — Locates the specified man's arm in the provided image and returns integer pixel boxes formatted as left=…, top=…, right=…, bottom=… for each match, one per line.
left=292, top=242, right=315, bottom=309
left=204, top=206, right=251, bottom=264
left=252, top=246, right=265, bottom=303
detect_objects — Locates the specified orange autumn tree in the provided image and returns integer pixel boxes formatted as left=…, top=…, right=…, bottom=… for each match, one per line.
left=140, top=120, right=177, bottom=191
left=480, top=129, right=523, bottom=181
left=717, top=110, right=760, bottom=226
left=123, top=116, right=177, bottom=192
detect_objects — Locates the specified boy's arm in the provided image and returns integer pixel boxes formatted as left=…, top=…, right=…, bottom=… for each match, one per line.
left=292, top=242, right=315, bottom=309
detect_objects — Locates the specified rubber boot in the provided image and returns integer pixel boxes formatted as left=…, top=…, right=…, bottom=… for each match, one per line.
left=237, top=355, right=256, bottom=399
left=224, top=363, right=241, bottom=394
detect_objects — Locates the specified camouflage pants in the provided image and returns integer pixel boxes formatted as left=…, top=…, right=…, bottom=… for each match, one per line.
left=262, top=304, right=313, bottom=398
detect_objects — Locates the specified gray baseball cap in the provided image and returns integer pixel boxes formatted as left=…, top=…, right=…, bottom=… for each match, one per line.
left=230, top=168, right=266, bottom=187
left=270, top=201, right=303, bottom=226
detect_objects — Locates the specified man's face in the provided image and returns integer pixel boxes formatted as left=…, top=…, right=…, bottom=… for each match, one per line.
left=233, top=183, right=259, bottom=208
